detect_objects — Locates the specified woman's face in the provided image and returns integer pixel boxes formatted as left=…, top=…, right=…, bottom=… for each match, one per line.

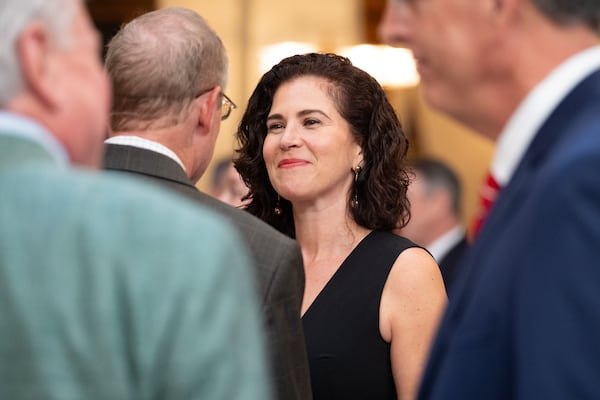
left=262, top=75, right=363, bottom=209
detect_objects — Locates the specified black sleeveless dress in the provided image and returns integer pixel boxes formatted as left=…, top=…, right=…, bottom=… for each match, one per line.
left=302, top=231, right=418, bottom=399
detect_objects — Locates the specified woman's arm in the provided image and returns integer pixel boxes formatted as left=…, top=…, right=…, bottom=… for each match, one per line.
left=380, top=247, right=448, bottom=400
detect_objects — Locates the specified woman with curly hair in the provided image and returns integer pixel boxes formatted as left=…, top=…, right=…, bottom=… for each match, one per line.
left=235, top=53, right=447, bottom=400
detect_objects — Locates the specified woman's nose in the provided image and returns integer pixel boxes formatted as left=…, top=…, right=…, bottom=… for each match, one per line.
left=279, top=124, right=301, bottom=149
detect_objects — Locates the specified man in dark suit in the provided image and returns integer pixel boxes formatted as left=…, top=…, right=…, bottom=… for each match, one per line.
left=0, top=0, right=271, bottom=398
left=103, top=8, right=311, bottom=400
left=395, top=158, right=468, bottom=294
left=380, top=0, right=600, bottom=398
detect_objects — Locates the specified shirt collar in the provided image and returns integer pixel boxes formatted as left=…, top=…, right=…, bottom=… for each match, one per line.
left=105, top=135, right=186, bottom=172
left=492, top=45, right=600, bottom=186
left=427, top=225, right=465, bottom=263
left=0, top=111, right=69, bottom=165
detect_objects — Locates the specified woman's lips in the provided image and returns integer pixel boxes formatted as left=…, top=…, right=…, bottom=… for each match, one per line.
left=278, top=158, right=309, bottom=168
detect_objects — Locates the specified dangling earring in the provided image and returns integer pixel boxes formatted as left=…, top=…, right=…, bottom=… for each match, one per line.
left=351, top=166, right=361, bottom=209
left=274, top=194, right=283, bottom=216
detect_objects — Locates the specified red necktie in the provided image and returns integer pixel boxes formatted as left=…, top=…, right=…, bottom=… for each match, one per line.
left=470, top=171, right=501, bottom=239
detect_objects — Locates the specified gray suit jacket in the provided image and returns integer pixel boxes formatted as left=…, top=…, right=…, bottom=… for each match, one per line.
left=104, top=143, right=312, bottom=400
left=0, top=134, right=271, bottom=399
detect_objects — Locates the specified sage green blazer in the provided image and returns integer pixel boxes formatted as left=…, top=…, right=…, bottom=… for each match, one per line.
left=0, top=133, right=271, bottom=399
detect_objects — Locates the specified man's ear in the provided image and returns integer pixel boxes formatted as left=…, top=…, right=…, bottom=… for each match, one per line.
left=17, top=22, right=57, bottom=109
left=488, top=0, right=520, bottom=29
left=197, top=86, right=221, bottom=133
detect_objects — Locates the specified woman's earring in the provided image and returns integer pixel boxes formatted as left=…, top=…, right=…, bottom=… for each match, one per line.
left=351, top=166, right=361, bottom=209
left=274, top=194, right=283, bottom=216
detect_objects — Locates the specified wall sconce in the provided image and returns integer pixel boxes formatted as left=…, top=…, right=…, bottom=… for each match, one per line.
left=258, top=42, right=419, bottom=89
left=338, top=44, right=419, bottom=88
left=259, top=41, right=319, bottom=73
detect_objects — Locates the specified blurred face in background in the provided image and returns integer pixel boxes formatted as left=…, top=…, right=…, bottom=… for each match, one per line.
left=397, top=172, right=438, bottom=246
left=379, top=0, right=503, bottom=126
left=213, top=162, right=250, bottom=208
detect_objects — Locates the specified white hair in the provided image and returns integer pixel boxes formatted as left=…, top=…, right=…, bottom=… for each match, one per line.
left=0, top=0, right=76, bottom=106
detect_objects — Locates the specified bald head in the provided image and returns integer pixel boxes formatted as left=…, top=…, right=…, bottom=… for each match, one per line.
left=105, top=7, right=228, bottom=132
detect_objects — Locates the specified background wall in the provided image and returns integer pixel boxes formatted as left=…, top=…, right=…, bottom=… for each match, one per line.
left=388, top=86, right=494, bottom=227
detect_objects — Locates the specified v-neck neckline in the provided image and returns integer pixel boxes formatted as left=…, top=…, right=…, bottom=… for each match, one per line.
left=301, top=230, right=376, bottom=319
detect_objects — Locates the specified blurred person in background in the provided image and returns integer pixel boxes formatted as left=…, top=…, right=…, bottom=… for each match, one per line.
left=102, top=8, right=311, bottom=399
left=0, top=0, right=270, bottom=398
left=380, top=0, right=600, bottom=398
left=209, top=156, right=250, bottom=207
left=395, top=158, right=468, bottom=294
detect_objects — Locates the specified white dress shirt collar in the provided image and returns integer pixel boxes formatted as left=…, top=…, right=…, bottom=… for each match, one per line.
left=491, top=45, right=600, bottom=186
left=427, top=225, right=465, bottom=263
left=105, top=135, right=186, bottom=172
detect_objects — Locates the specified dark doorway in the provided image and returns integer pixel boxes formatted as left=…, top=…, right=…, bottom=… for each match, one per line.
left=87, top=0, right=156, bottom=58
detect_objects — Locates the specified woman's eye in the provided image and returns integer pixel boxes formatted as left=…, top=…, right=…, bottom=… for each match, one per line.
left=267, top=122, right=285, bottom=132
left=304, top=118, right=320, bottom=127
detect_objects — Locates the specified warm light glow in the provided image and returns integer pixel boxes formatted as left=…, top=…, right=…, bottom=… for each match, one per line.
left=259, top=43, right=419, bottom=88
left=259, top=42, right=319, bottom=74
left=338, top=44, right=420, bottom=88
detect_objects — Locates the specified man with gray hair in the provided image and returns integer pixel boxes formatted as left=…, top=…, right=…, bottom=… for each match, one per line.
left=103, top=8, right=311, bottom=400
left=0, top=0, right=271, bottom=398
left=380, top=0, right=600, bottom=399
left=395, top=158, right=468, bottom=294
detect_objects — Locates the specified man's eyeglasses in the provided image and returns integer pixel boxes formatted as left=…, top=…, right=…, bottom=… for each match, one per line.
left=221, top=92, right=237, bottom=121
left=196, top=88, right=237, bottom=121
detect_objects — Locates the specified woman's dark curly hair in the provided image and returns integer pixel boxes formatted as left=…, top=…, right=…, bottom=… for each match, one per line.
left=234, top=53, right=411, bottom=238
